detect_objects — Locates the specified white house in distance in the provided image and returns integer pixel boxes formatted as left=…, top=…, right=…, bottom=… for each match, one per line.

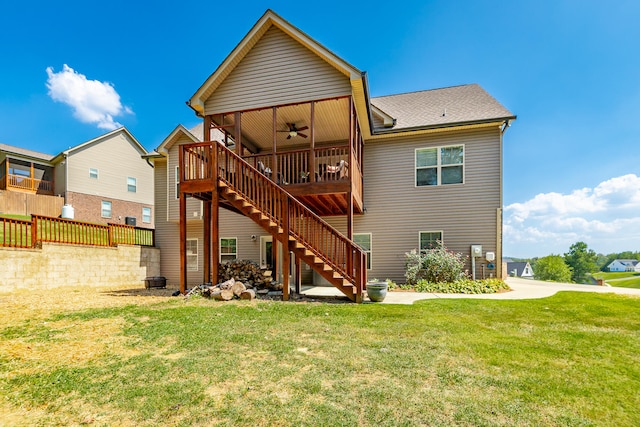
left=506, top=261, right=534, bottom=278
left=607, top=259, right=640, bottom=273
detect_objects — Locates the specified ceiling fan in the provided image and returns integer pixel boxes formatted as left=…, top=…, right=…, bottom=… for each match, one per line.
left=278, top=123, right=308, bottom=139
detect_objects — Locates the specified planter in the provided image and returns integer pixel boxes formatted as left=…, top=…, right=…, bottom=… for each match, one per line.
left=366, top=281, right=388, bottom=302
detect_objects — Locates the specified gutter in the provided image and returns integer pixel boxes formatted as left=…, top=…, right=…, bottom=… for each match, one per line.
left=371, top=115, right=517, bottom=136
left=360, top=71, right=375, bottom=136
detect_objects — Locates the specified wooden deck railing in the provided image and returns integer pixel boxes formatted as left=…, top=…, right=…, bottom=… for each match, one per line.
left=1, top=174, right=54, bottom=194
left=0, top=215, right=155, bottom=248
left=0, top=216, right=32, bottom=248
left=243, top=145, right=351, bottom=185
left=213, top=144, right=366, bottom=294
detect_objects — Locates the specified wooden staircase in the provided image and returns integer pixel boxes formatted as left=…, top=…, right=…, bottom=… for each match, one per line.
left=181, top=142, right=366, bottom=302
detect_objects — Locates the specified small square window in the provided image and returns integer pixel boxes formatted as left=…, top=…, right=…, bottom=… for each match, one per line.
left=142, top=207, right=151, bottom=223
left=101, top=201, right=112, bottom=218
left=127, top=177, right=137, bottom=193
left=89, top=168, right=98, bottom=179
left=419, top=231, right=442, bottom=253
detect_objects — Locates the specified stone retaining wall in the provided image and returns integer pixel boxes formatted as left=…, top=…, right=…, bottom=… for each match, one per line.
left=0, top=243, right=160, bottom=291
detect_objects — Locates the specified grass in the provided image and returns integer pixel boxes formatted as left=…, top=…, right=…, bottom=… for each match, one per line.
left=1, top=291, right=640, bottom=426
left=592, top=271, right=640, bottom=288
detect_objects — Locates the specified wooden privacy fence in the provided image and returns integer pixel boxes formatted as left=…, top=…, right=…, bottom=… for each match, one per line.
left=0, top=215, right=154, bottom=248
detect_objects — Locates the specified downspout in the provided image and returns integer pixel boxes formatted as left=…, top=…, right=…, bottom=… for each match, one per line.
left=63, top=153, right=68, bottom=205
left=360, top=71, right=375, bottom=136
left=501, top=119, right=512, bottom=134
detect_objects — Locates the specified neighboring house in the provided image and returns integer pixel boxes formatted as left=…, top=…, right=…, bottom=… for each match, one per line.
left=0, top=144, right=55, bottom=195
left=607, top=259, right=640, bottom=272
left=149, top=10, right=515, bottom=300
left=507, top=262, right=534, bottom=278
left=1, top=127, right=154, bottom=227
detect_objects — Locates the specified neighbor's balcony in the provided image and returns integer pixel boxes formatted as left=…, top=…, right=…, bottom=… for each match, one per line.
left=0, top=174, right=54, bottom=195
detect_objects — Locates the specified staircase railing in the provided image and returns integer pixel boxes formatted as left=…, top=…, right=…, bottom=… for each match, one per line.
left=181, top=142, right=366, bottom=297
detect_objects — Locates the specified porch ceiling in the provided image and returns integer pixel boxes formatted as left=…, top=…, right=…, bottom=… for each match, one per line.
left=212, top=97, right=351, bottom=152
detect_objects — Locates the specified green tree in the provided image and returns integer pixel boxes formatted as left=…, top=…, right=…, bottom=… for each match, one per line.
left=564, top=241, right=598, bottom=283
left=534, top=255, right=573, bottom=282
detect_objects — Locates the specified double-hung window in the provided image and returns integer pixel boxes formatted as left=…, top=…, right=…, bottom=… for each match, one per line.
left=127, top=177, right=137, bottom=193
left=220, top=238, right=237, bottom=263
left=142, top=207, right=152, bottom=223
left=416, top=145, right=464, bottom=186
left=186, top=239, right=198, bottom=271
left=89, top=168, right=98, bottom=179
left=353, top=233, right=372, bottom=270
left=101, top=201, right=112, bottom=218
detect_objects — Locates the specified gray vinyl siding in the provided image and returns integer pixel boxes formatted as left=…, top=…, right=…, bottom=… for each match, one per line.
left=66, top=132, right=153, bottom=205
left=204, top=26, right=351, bottom=115
left=354, top=126, right=502, bottom=283
left=156, top=126, right=503, bottom=286
left=167, top=140, right=205, bottom=222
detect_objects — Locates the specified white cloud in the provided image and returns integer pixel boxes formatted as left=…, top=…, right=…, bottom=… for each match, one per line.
left=46, top=64, right=132, bottom=130
left=504, top=174, right=640, bottom=256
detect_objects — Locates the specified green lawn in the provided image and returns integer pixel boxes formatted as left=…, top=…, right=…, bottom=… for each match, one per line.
left=1, top=292, right=640, bottom=426
left=593, top=271, right=640, bottom=288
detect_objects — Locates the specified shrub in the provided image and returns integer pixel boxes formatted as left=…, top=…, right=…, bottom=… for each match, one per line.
left=405, top=244, right=468, bottom=285
left=414, top=278, right=510, bottom=294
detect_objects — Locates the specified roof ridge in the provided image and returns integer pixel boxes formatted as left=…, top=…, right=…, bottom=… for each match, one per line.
left=371, top=83, right=480, bottom=100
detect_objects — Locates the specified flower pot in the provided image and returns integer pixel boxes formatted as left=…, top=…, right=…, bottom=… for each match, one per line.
left=366, top=281, right=388, bottom=302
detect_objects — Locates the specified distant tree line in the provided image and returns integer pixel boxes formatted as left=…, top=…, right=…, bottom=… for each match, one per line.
left=510, top=242, right=640, bottom=284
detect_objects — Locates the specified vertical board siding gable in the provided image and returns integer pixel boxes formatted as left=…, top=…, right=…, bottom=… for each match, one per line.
left=204, top=26, right=352, bottom=114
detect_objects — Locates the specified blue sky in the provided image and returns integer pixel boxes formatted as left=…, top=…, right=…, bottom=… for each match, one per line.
left=1, top=1, right=639, bottom=258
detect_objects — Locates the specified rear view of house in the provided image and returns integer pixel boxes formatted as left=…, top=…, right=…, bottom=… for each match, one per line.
left=150, top=9, right=515, bottom=301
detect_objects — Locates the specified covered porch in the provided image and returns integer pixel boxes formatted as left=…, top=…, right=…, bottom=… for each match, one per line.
left=202, top=95, right=364, bottom=216
left=0, top=157, right=54, bottom=195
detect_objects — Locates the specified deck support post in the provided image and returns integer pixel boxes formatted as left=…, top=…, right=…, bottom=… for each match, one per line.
left=272, top=107, right=278, bottom=182
left=295, top=255, right=302, bottom=295
left=282, top=196, right=290, bottom=301
left=208, top=115, right=220, bottom=285
left=309, top=101, right=315, bottom=183
left=179, top=191, right=187, bottom=294
left=203, top=201, right=211, bottom=283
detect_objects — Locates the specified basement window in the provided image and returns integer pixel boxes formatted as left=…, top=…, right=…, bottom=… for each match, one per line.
left=187, top=239, right=198, bottom=271
left=220, top=238, right=237, bottom=263
left=353, top=233, right=372, bottom=270
left=101, top=201, right=112, bottom=218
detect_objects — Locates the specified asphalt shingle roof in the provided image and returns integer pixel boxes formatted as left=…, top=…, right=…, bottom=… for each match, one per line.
left=370, top=84, right=515, bottom=131
left=0, top=143, right=53, bottom=162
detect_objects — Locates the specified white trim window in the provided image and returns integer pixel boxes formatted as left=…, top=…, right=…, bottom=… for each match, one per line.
left=416, top=145, right=464, bottom=186
left=101, top=201, right=112, bottom=218
left=419, top=231, right=443, bottom=253
left=142, top=207, right=152, bottom=223
left=220, top=237, right=237, bottom=263
left=127, top=177, right=137, bottom=193
left=89, top=168, right=98, bottom=179
left=186, top=238, right=198, bottom=271
left=353, top=233, right=372, bottom=270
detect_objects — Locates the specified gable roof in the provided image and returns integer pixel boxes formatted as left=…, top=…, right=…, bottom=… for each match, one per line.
left=154, top=124, right=201, bottom=155
left=370, top=84, right=515, bottom=133
left=188, top=9, right=363, bottom=116
left=609, top=259, right=639, bottom=266
left=0, top=143, right=53, bottom=162
left=507, top=262, right=532, bottom=276
left=50, top=127, right=147, bottom=163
